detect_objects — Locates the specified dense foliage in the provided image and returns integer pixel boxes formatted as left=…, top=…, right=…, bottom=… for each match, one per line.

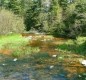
left=0, top=0, right=86, bottom=38
left=0, top=9, right=25, bottom=34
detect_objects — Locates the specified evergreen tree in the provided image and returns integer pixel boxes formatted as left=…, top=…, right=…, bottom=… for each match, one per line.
left=24, top=0, right=42, bottom=31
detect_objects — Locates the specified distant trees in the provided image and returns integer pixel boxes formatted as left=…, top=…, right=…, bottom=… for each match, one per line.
left=0, top=0, right=86, bottom=37
left=62, top=0, right=86, bottom=38
left=51, top=0, right=86, bottom=38
left=74, top=1, right=86, bottom=36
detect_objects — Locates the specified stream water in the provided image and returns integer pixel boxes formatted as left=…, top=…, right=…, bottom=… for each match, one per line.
left=0, top=62, right=85, bottom=80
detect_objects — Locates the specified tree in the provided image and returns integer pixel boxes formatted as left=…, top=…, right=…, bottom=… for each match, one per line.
left=64, top=1, right=86, bottom=38
left=0, top=9, right=25, bottom=34
left=0, top=0, right=86, bottom=38
left=24, top=0, right=42, bottom=31
left=7, top=0, right=21, bottom=14
left=52, top=0, right=86, bottom=38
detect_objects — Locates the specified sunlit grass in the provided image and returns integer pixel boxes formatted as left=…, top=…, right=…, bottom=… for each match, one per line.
left=0, top=34, right=41, bottom=57
left=0, top=34, right=28, bottom=48
left=65, top=37, right=86, bottom=45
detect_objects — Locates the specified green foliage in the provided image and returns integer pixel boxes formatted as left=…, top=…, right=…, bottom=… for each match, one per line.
left=24, top=0, right=42, bottom=31
left=0, top=0, right=21, bottom=14
left=76, top=73, right=86, bottom=80
left=51, top=22, right=66, bottom=37
left=12, top=49, right=21, bottom=58
left=52, top=0, right=86, bottom=38
left=0, top=34, right=40, bottom=57
left=11, top=47, right=40, bottom=58
left=57, top=37, right=86, bottom=55
left=65, top=2, right=86, bottom=38
left=0, top=0, right=86, bottom=38
left=0, top=34, right=27, bottom=48
left=58, top=0, right=68, bottom=10
left=0, top=9, right=25, bottom=35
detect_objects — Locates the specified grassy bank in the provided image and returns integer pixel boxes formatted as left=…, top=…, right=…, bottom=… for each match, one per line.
left=0, top=34, right=86, bottom=80
left=56, top=37, right=86, bottom=56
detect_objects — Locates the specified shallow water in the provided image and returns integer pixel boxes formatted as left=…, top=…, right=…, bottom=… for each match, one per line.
left=0, top=61, right=85, bottom=80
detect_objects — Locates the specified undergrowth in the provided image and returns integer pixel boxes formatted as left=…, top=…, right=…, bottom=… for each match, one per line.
left=57, top=37, right=86, bottom=56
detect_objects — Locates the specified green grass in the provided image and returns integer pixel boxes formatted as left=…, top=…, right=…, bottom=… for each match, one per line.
left=56, top=37, right=86, bottom=56
left=0, top=34, right=86, bottom=56
left=65, top=37, right=86, bottom=45
left=0, top=34, right=40, bottom=57
left=0, top=34, right=28, bottom=48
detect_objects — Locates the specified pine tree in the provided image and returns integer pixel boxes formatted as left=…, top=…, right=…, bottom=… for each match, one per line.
left=24, top=0, right=42, bottom=31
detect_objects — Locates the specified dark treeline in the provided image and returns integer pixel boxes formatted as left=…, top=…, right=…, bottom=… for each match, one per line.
left=0, top=0, right=86, bottom=38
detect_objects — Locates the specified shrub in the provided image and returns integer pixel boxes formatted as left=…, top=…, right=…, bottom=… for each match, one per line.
left=57, top=41, right=86, bottom=56
left=1, top=43, right=40, bottom=57
left=12, top=49, right=21, bottom=58
left=51, top=22, right=66, bottom=38
left=0, top=9, right=25, bottom=35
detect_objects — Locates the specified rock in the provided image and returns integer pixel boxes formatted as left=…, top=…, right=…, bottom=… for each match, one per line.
left=13, top=58, right=17, bottom=61
left=50, top=66, right=54, bottom=69
left=80, top=59, right=86, bottom=67
left=52, top=55, right=57, bottom=58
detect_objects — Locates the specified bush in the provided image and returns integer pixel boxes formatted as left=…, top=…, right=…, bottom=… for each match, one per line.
left=0, top=9, right=25, bottom=35
left=51, top=22, right=66, bottom=38
left=57, top=41, right=86, bottom=56
left=24, top=1, right=41, bottom=31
